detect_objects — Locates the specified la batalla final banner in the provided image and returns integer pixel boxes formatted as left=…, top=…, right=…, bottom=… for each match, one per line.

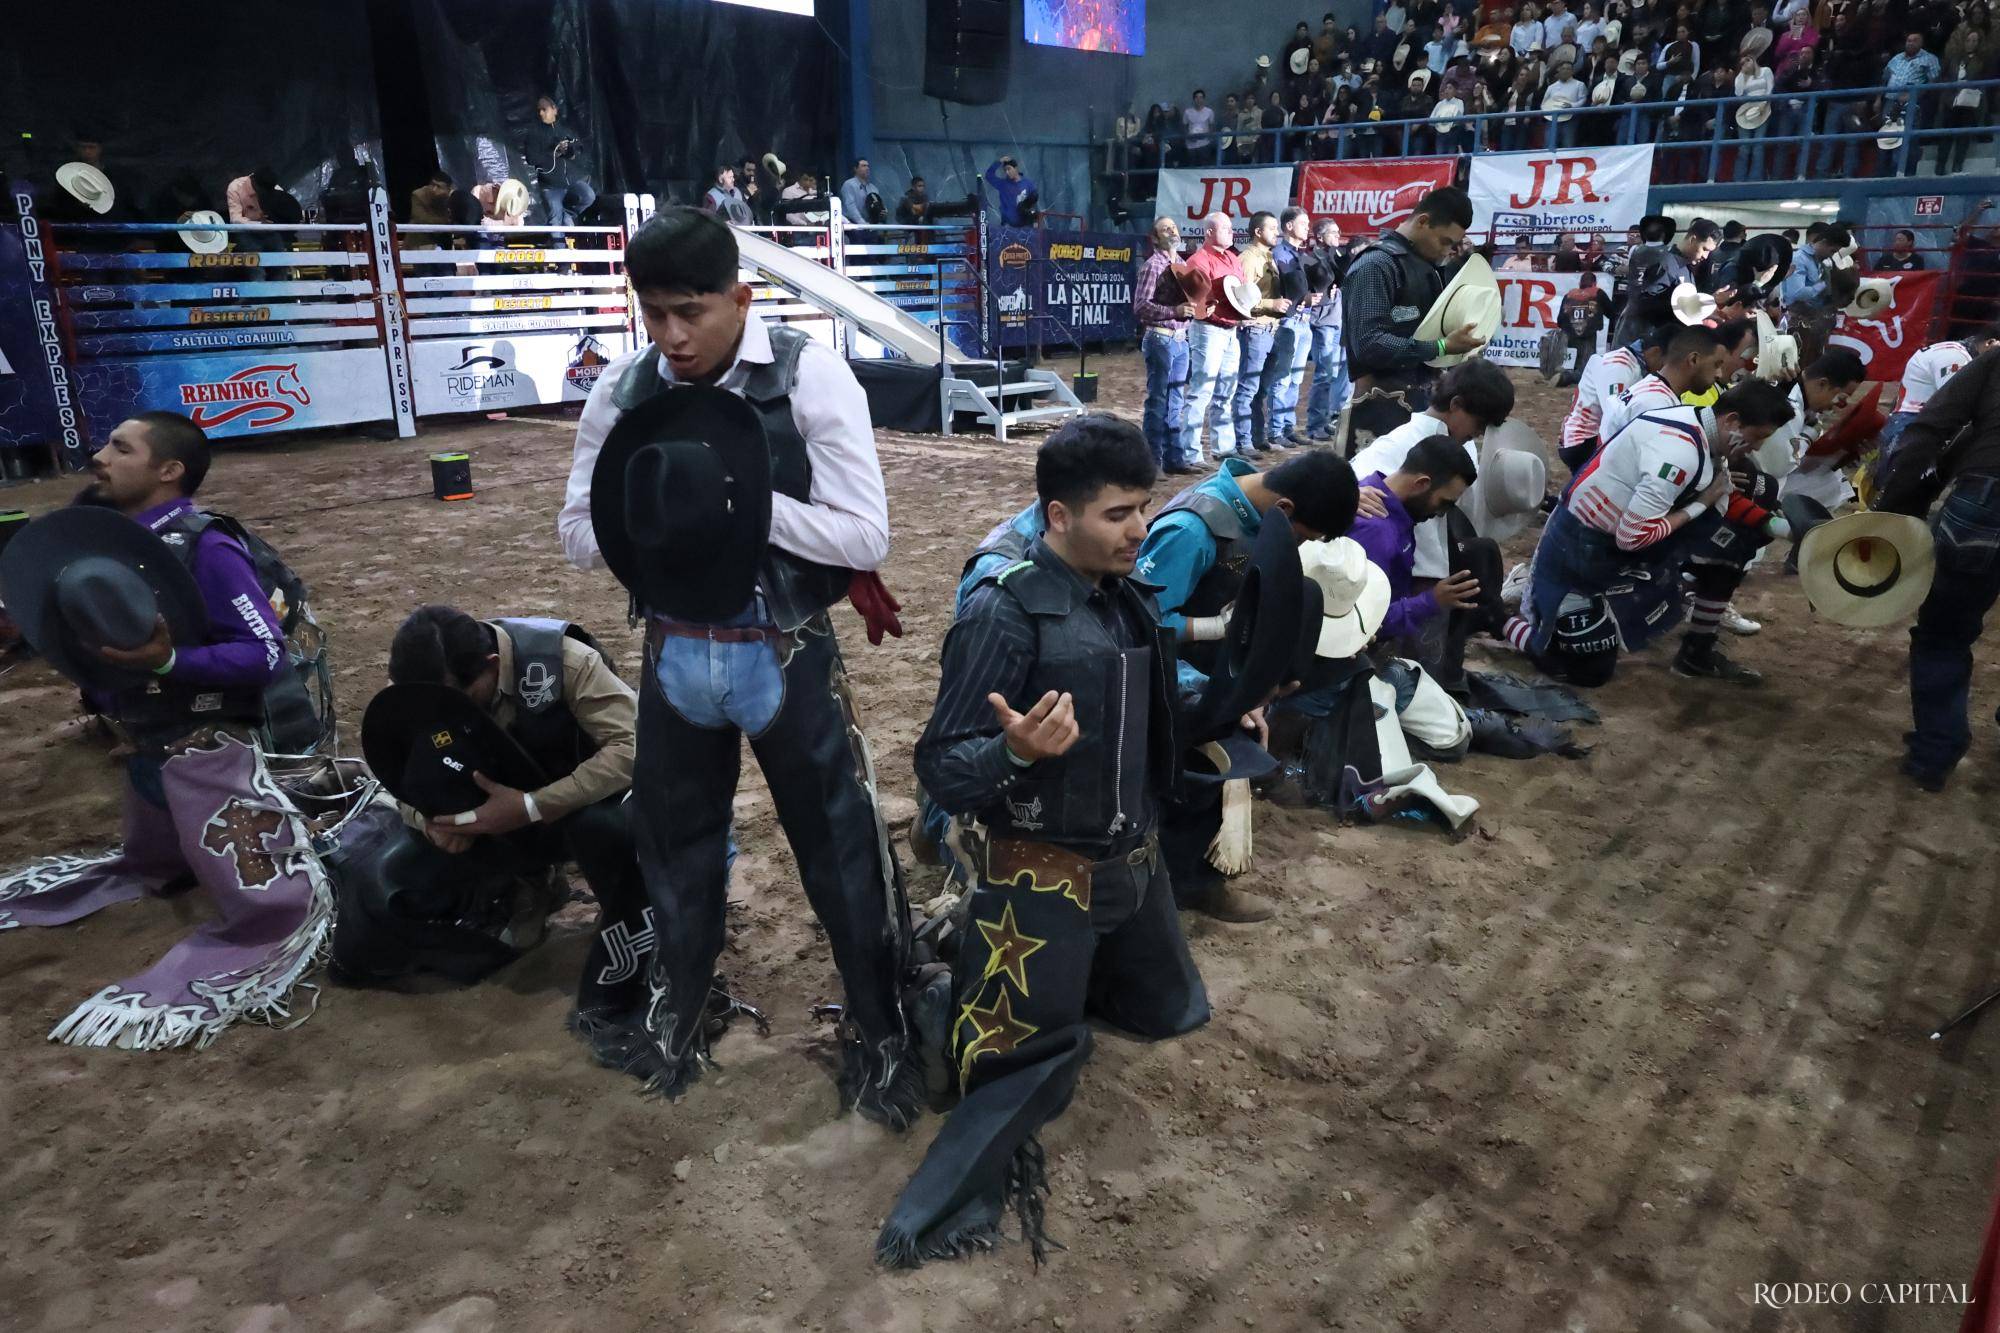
left=988, top=227, right=1137, bottom=352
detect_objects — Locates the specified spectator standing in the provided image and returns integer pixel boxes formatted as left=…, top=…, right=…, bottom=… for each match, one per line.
left=699, top=165, right=752, bottom=225
left=1577, top=1, right=1607, bottom=49
left=1305, top=218, right=1352, bottom=444
left=1545, top=0, right=1581, bottom=46
left=1773, top=47, right=1821, bottom=176
left=1773, top=8, right=1820, bottom=64
left=1937, top=34, right=1992, bottom=175
left=1885, top=31, right=1943, bottom=134
left=1513, top=2, right=1546, bottom=56
left=1552, top=232, right=1584, bottom=271
left=895, top=176, right=931, bottom=225
left=1734, top=54, right=1776, bottom=177
left=1316, top=14, right=1344, bottom=65
left=1133, top=217, right=1197, bottom=471
left=1367, top=14, right=1401, bottom=67
left=1262, top=91, right=1290, bottom=162
left=525, top=96, right=596, bottom=226
left=1428, top=22, right=1470, bottom=73
left=840, top=159, right=883, bottom=224
left=1544, top=60, right=1590, bottom=147
left=1182, top=213, right=1248, bottom=464
left=1184, top=90, right=1218, bottom=161
left=1503, top=68, right=1542, bottom=147
left=779, top=171, right=828, bottom=224
left=983, top=157, right=1038, bottom=226
left=1877, top=229, right=1927, bottom=270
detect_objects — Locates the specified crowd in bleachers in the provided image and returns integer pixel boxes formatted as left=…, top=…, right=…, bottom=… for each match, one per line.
left=1107, top=0, right=1993, bottom=186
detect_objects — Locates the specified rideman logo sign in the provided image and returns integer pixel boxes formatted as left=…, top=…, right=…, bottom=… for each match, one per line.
left=1154, top=168, right=1295, bottom=227
left=1467, top=145, right=1656, bottom=239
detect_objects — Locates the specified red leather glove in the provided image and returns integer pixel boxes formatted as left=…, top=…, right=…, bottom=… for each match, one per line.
left=847, top=571, right=903, bottom=645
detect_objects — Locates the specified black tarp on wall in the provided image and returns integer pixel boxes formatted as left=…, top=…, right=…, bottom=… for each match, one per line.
left=410, top=0, right=844, bottom=213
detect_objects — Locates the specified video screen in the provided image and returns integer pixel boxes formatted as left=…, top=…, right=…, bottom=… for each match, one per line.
left=1024, top=0, right=1144, bottom=54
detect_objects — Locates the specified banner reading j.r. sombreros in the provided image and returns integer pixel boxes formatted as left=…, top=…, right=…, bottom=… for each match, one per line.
left=1467, top=144, right=1656, bottom=239
left=1154, top=167, right=1296, bottom=228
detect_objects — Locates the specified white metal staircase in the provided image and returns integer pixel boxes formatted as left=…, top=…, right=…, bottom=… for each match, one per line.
left=939, top=367, right=1085, bottom=440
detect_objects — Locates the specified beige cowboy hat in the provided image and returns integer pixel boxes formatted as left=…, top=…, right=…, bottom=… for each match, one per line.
left=1256, top=53, right=1273, bottom=69
left=1543, top=88, right=1580, bottom=121
left=1740, top=26, right=1774, bottom=59
left=1877, top=118, right=1906, bottom=150
left=761, top=151, right=787, bottom=179
left=1464, top=444, right=1549, bottom=543
left=1485, top=417, right=1552, bottom=468
left=1753, top=309, right=1800, bottom=381
left=1591, top=76, right=1617, bottom=104
left=1417, top=253, right=1502, bottom=366
left=1735, top=99, right=1772, bottom=129
left=1409, top=68, right=1434, bottom=91
left=1551, top=41, right=1579, bottom=68
left=1670, top=280, right=1717, bottom=325
left=1798, top=511, right=1935, bottom=628
left=1845, top=276, right=1895, bottom=318
left=1301, top=537, right=1391, bottom=658
left=494, top=177, right=531, bottom=218
left=1431, top=97, right=1463, bottom=122
left=1617, top=48, right=1640, bottom=75
left=176, top=209, right=228, bottom=255
left=1603, top=18, right=1623, bottom=44
left=1223, top=275, right=1261, bottom=319
left=1290, top=47, right=1311, bottom=75
left=56, top=161, right=115, bottom=215
left=1393, top=41, right=1413, bottom=70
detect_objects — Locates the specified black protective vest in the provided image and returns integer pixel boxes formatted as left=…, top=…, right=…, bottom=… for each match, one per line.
left=611, top=329, right=851, bottom=631
left=1147, top=483, right=1254, bottom=678
left=960, top=512, right=1036, bottom=585
left=974, top=551, right=1179, bottom=851
left=112, top=511, right=278, bottom=747
left=1343, top=232, right=1444, bottom=390
left=491, top=617, right=601, bottom=779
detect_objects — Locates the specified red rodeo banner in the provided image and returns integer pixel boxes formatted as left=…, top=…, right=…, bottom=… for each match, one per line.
left=1294, top=158, right=1460, bottom=241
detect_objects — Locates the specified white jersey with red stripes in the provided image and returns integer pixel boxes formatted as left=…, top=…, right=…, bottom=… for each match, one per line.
left=1897, top=341, right=1971, bottom=416
left=1596, top=372, right=1686, bottom=450
left=1565, top=403, right=1719, bottom=553
left=1561, top=346, right=1644, bottom=455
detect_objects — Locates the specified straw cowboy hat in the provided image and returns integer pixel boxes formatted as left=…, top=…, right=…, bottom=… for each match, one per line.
left=176, top=209, right=228, bottom=255
left=1753, top=309, right=1800, bottom=381
left=1845, top=276, right=1896, bottom=318
left=494, top=178, right=532, bottom=218
left=1417, top=253, right=1503, bottom=367
left=1463, top=446, right=1549, bottom=544
left=56, top=161, right=115, bottom=215
left=1603, top=18, right=1623, bottom=44
left=1797, top=511, right=1935, bottom=628
left=1290, top=47, right=1311, bottom=75
left=761, top=151, right=787, bottom=180
left=1591, top=76, right=1617, bottom=105
left=1740, top=26, right=1774, bottom=59
left=1409, top=68, right=1434, bottom=92
left=1256, top=53, right=1273, bottom=69
left=1393, top=41, right=1413, bottom=70
left=1223, top=275, right=1261, bottom=319
left=1735, top=99, right=1771, bottom=129
left=1551, top=41, right=1579, bottom=68
left=1617, top=48, right=1640, bottom=75
left=1670, top=281, right=1717, bottom=325
left=1877, top=118, right=1907, bottom=150
left=1301, top=537, right=1391, bottom=658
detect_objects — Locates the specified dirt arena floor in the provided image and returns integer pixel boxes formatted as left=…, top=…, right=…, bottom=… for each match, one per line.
left=5, top=350, right=2000, bottom=1333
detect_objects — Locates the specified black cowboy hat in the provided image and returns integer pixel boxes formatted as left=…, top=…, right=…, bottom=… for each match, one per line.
left=589, top=385, right=773, bottom=624
left=1182, top=728, right=1283, bottom=790
left=361, top=683, right=549, bottom=819
left=1739, top=232, right=1794, bottom=287
left=0, top=505, right=209, bottom=691
left=1290, top=574, right=1325, bottom=684
left=1182, top=516, right=1305, bottom=744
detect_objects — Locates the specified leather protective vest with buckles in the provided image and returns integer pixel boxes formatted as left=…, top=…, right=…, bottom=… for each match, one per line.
left=490, top=617, right=601, bottom=779
left=612, top=329, right=851, bottom=631
left=974, top=553, right=1179, bottom=853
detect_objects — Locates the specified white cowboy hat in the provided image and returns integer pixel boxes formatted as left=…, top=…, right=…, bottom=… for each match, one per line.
left=1417, top=253, right=1502, bottom=366
left=1591, top=76, right=1617, bottom=105
left=56, top=161, right=114, bottom=215
left=1845, top=276, right=1895, bottom=318
left=1223, top=275, right=1261, bottom=319
left=1393, top=41, right=1413, bottom=69
left=1301, top=537, right=1391, bottom=658
left=1603, top=18, right=1623, bottom=44
left=1256, top=53, right=1273, bottom=69
left=1290, top=47, right=1311, bottom=75
left=1409, top=68, right=1434, bottom=91
left=1629, top=78, right=1649, bottom=99
left=1543, top=89, right=1579, bottom=121
left=1670, top=281, right=1716, bottom=325
left=494, top=178, right=531, bottom=218
left=1740, top=26, right=1774, bottom=59
left=176, top=209, right=228, bottom=255
left=1753, top=308, right=1800, bottom=381
left=1617, top=48, right=1639, bottom=75
left=1798, top=511, right=1935, bottom=628
left=761, top=151, right=787, bottom=179
left=1463, top=446, right=1549, bottom=543
left=1431, top=99, right=1463, bottom=122
left=1735, top=99, right=1771, bottom=130
left=1877, top=118, right=1906, bottom=150
left=1551, top=42, right=1579, bottom=68
left=1485, top=417, right=1552, bottom=468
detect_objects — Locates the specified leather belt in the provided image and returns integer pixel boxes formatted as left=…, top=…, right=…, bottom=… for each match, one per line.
left=646, top=618, right=784, bottom=649
left=1143, top=325, right=1188, bottom=339
left=983, top=833, right=1158, bottom=908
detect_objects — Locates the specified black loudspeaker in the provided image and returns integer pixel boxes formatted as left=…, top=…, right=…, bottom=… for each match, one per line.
left=924, top=0, right=1011, bottom=105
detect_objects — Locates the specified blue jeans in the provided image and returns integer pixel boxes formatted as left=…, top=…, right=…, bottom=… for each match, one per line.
left=1233, top=323, right=1279, bottom=450
left=1552, top=119, right=1578, bottom=149
left=1877, top=411, right=1917, bottom=473
left=1182, top=321, right=1240, bottom=460
left=1306, top=321, right=1349, bottom=436
left=1907, top=477, right=2000, bottom=778
left=1266, top=314, right=1312, bottom=437
left=651, top=602, right=786, bottom=737
left=542, top=178, right=598, bottom=227
left=1732, top=120, right=1767, bottom=177
left=1142, top=328, right=1191, bottom=466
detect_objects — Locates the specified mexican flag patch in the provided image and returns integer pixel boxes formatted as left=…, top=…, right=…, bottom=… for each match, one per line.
left=1657, top=462, right=1688, bottom=485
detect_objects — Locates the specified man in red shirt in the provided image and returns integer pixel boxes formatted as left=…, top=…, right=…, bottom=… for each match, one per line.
left=1180, top=212, right=1247, bottom=466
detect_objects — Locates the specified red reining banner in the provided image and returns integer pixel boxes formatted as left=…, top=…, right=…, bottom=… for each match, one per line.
left=1829, top=270, right=1944, bottom=385
left=1294, top=158, right=1461, bottom=242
